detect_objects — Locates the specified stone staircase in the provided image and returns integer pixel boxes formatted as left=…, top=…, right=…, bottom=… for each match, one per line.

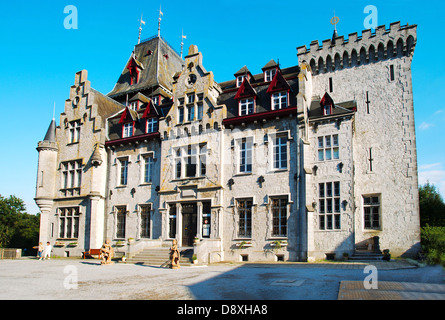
left=125, top=247, right=194, bottom=267
left=349, top=250, right=383, bottom=261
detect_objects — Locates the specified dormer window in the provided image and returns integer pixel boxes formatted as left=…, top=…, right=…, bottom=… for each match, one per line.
left=146, top=118, right=158, bottom=133
left=323, top=105, right=332, bottom=116
left=240, top=98, right=255, bottom=116
left=152, top=96, right=160, bottom=106
left=272, top=91, right=288, bottom=110
left=236, top=76, right=246, bottom=88
left=129, top=101, right=138, bottom=111
left=265, top=69, right=276, bottom=82
left=320, top=92, right=334, bottom=117
left=123, top=122, right=134, bottom=138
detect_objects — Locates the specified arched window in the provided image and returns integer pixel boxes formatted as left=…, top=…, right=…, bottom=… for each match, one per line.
left=360, top=47, right=367, bottom=65
left=334, top=53, right=341, bottom=70
left=318, top=57, right=324, bottom=74
left=396, top=38, right=404, bottom=57
left=387, top=41, right=394, bottom=58
left=378, top=43, right=385, bottom=60
left=369, top=45, right=376, bottom=63
left=342, top=51, right=349, bottom=68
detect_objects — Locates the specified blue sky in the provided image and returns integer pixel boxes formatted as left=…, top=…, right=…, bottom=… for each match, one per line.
left=0, top=0, right=444, bottom=214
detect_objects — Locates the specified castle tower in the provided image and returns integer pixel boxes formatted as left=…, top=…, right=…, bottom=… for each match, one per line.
left=35, top=118, right=59, bottom=243
left=297, top=22, right=420, bottom=259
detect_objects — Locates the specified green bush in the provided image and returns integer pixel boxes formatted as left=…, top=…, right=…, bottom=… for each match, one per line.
left=421, top=225, right=445, bottom=267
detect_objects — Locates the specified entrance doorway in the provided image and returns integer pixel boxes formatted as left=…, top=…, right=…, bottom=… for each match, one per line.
left=182, top=203, right=197, bottom=247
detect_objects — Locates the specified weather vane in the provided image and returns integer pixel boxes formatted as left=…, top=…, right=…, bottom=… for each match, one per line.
left=158, top=5, right=163, bottom=38
left=331, top=11, right=340, bottom=32
left=180, top=30, right=187, bottom=58
left=138, top=14, right=146, bottom=44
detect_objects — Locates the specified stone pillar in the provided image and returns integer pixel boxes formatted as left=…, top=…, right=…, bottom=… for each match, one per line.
left=35, top=198, right=54, bottom=243
left=88, top=193, right=105, bottom=249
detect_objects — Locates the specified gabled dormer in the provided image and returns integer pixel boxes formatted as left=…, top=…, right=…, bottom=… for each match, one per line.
left=142, top=100, right=160, bottom=134
left=127, top=54, right=144, bottom=86
left=262, top=60, right=279, bottom=82
left=234, top=66, right=253, bottom=88
left=320, top=92, right=334, bottom=116
left=234, top=77, right=257, bottom=116
left=119, top=107, right=138, bottom=138
left=267, top=71, right=291, bottom=110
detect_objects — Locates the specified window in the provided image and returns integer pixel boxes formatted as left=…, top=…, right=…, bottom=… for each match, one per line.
left=197, top=103, right=203, bottom=120
left=187, top=94, right=195, bottom=104
left=265, top=69, right=276, bottom=82
left=318, top=135, right=339, bottom=161
left=185, top=145, right=197, bottom=178
left=239, top=98, right=254, bottom=116
left=390, top=65, right=395, bottom=81
left=143, top=155, right=154, bottom=183
left=152, top=96, right=160, bottom=106
left=187, top=105, right=195, bottom=122
left=271, top=197, right=288, bottom=237
left=69, top=120, right=81, bottom=144
left=323, top=105, right=332, bottom=116
left=116, top=206, right=126, bottom=239
left=237, top=199, right=252, bottom=238
left=62, top=160, right=82, bottom=191
left=175, top=149, right=182, bottom=179
left=119, top=158, right=129, bottom=186
left=129, top=101, right=138, bottom=111
left=169, top=204, right=177, bottom=239
left=272, top=91, right=288, bottom=110
left=174, top=144, right=207, bottom=179
left=329, top=77, right=333, bottom=93
left=178, top=107, right=184, bottom=123
left=58, top=207, right=80, bottom=239
left=236, top=75, right=246, bottom=87
left=239, top=137, right=253, bottom=173
left=146, top=118, right=158, bottom=133
left=123, top=122, right=133, bottom=138
left=363, top=195, right=380, bottom=230
left=200, top=144, right=207, bottom=176
left=319, top=182, right=341, bottom=230
left=140, top=204, right=152, bottom=238
left=273, top=135, right=288, bottom=170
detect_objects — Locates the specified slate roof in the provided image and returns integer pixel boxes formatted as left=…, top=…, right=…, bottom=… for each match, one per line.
left=218, top=65, right=300, bottom=119
left=107, top=36, right=184, bottom=99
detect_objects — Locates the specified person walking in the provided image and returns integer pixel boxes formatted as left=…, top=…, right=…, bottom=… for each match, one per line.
left=40, top=242, right=52, bottom=260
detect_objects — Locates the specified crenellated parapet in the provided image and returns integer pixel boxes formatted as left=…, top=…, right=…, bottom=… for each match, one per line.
left=297, top=22, right=417, bottom=75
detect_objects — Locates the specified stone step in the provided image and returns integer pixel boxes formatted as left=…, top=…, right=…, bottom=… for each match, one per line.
left=350, top=250, right=383, bottom=261
left=125, top=247, right=194, bottom=267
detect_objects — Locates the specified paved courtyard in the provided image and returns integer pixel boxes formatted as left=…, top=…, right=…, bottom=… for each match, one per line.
left=0, top=258, right=444, bottom=300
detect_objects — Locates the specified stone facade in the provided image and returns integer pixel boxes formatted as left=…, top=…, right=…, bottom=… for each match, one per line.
left=36, top=22, right=420, bottom=262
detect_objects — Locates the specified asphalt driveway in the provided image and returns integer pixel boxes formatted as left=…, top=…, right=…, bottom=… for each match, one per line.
left=0, top=258, right=443, bottom=300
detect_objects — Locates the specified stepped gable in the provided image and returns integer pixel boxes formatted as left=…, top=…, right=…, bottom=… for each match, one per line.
left=297, top=22, right=417, bottom=74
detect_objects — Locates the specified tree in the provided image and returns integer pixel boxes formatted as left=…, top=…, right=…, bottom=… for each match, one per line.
left=419, top=182, right=445, bottom=227
left=0, top=195, right=40, bottom=251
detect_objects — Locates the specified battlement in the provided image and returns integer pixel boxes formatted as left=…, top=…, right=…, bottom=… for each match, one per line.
left=297, top=22, right=417, bottom=74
